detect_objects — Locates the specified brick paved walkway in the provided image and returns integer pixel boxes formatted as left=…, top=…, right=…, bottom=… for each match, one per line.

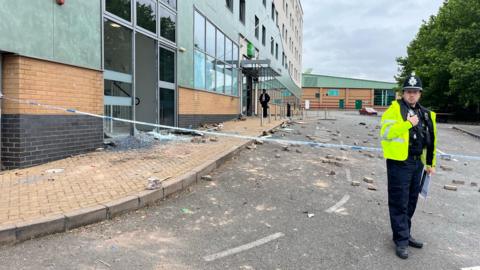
left=0, top=118, right=283, bottom=227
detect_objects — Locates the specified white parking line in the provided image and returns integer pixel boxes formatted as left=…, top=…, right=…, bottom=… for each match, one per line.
left=325, top=194, right=350, bottom=214
left=203, top=232, right=285, bottom=262
left=461, top=267, right=480, bottom=270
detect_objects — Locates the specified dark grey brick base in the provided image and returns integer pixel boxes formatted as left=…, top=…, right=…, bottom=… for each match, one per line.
left=178, top=114, right=238, bottom=128
left=1, top=114, right=103, bottom=169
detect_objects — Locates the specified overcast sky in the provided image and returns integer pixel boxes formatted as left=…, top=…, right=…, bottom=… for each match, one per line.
left=301, top=0, right=444, bottom=82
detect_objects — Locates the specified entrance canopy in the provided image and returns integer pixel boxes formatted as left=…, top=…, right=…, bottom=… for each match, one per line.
left=241, top=59, right=281, bottom=78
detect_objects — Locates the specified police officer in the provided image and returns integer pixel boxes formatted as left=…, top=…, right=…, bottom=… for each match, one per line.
left=380, top=72, right=438, bottom=259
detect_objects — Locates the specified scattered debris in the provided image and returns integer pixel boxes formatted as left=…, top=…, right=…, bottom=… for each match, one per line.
left=96, top=259, right=111, bottom=268
left=254, top=139, right=264, bottom=145
left=275, top=154, right=281, bottom=158
left=326, top=154, right=335, bottom=159
left=363, top=140, right=369, bottom=144
left=440, top=165, right=454, bottom=171
left=146, top=177, right=162, bottom=190
left=329, top=170, right=336, bottom=176
left=367, top=184, right=378, bottom=191
left=363, top=177, right=374, bottom=184
left=452, top=180, right=465, bottom=185
left=296, top=149, right=302, bottom=154
left=181, top=208, right=194, bottom=214
left=333, top=161, right=343, bottom=167
left=471, top=182, right=478, bottom=187
left=201, top=175, right=213, bottom=181
left=95, top=148, right=104, bottom=151
left=282, top=146, right=291, bottom=152
left=440, top=155, right=452, bottom=161
left=45, top=168, right=64, bottom=174
left=359, top=122, right=366, bottom=126
left=209, top=136, right=219, bottom=142
left=191, top=136, right=204, bottom=144
left=351, top=181, right=361, bottom=186
left=444, top=185, right=458, bottom=191
left=246, top=144, right=257, bottom=150
left=364, top=153, right=375, bottom=158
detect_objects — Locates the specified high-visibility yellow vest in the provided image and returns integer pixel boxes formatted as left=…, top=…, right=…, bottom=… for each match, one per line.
left=380, top=100, right=437, bottom=168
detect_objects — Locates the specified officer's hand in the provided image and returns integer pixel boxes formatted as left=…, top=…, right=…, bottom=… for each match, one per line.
left=407, top=115, right=419, bottom=127
left=426, top=167, right=435, bottom=175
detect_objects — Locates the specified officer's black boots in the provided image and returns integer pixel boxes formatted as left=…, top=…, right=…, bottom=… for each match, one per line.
left=396, top=246, right=409, bottom=259
left=408, top=237, right=424, bottom=249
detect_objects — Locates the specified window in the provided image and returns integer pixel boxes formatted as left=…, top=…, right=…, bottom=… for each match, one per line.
left=216, top=61, right=225, bottom=92
left=216, top=31, right=225, bottom=61
left=206, top=55, right=216, bottom=91
left=374, top=89, right=396, bottom=106
left=270, top=37, right=274, bottom=55
left=255, top=16, right=259, bottom=39
left=276, top=11, right=279, bottom=26
left=193, top=11, right=238, bottom=96
left=271, top=3, right=275, bottom=20
left=262, top=25, right=266, bottom=46
left=282, top=52, right=285, bottom=66
left=239, top=0, right=245, bottom=23
left=225, top=66, right=233, bottom=95
left=136, top=0, right=156, bottom=33
left=263, top=0, right=266, bottom=7
left=275, top=43, right=279, bottom=59
left=194, top=50, right=206, bottom=89
left=194, top=11, right=205, bottom=50
left=226, top=0, right=233, bottom=11
left=233, top=44, right=239, bottom=67
left=161, top=0, right=176, bottom=9
left=106, top=0, right=131, bottom=22
left=327, top=89, right=340, bottom=96
left=206, top=21, right=216, bottom=56
left=160, top=7, right=176, bottom=42
left=159, top=47, right=175, bottom=83
left=104, top=20, right=133, bottom=75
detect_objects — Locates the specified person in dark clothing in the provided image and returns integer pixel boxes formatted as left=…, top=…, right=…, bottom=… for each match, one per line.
left=259, top=89, right=270, bottom=118
left=287, top=103, right=292, bottom=117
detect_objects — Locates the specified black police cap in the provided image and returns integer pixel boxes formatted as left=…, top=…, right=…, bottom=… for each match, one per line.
left=402, top=72, right=423, bottom=91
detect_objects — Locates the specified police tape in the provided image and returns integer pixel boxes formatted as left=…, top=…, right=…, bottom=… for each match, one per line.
left=2, top=96, right=480, bottom=162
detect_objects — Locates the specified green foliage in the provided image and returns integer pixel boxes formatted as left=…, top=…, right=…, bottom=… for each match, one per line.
left=396, top=0, right=480, bottom=117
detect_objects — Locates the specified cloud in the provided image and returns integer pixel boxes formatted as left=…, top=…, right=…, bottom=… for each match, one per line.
left=301, top=0, right=444, bottom=81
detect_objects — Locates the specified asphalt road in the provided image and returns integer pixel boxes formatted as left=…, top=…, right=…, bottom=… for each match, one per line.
left=0, top=111, right=479, bottom=270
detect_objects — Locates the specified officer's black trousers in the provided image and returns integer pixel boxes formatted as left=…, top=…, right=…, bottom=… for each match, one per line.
left=386, top=156, right=424, bottom=247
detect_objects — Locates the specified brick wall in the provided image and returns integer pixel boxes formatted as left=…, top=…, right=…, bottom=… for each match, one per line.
left=2, top=55, right=103, bottom=115
left=302, top=88, right=375, bottom=109
left=178, top=87, right=239, bottom=127
left=1, top=55, right=104, bottom=169
left=1, top=115, right=103, bottom=169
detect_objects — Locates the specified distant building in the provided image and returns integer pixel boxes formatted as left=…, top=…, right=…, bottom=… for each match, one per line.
left=302, top=74, right=398, bottom=110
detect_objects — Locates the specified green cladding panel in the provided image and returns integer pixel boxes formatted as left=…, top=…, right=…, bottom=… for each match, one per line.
left=0, top=0, right=101, bottom=70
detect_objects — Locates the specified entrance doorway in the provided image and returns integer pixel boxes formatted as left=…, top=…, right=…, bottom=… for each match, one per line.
left=158, top=46, right=176, bottom=128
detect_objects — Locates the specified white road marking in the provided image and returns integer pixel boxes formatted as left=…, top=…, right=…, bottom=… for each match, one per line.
left=461, top=267, right=480, bottom=270
left=345, top=168, right=352, bottom=183
left=325, top=194, right=350, bottom=214
left=203, top=232, right=285, bottom=262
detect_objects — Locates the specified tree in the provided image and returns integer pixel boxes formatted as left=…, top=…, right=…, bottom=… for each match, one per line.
left=396, top=0, right=480, bottom=118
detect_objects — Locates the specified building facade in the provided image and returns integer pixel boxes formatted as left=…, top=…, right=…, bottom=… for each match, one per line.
left=0, top=0, right=303, bottom=169
left=302, top=74, right=398, bottom=110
